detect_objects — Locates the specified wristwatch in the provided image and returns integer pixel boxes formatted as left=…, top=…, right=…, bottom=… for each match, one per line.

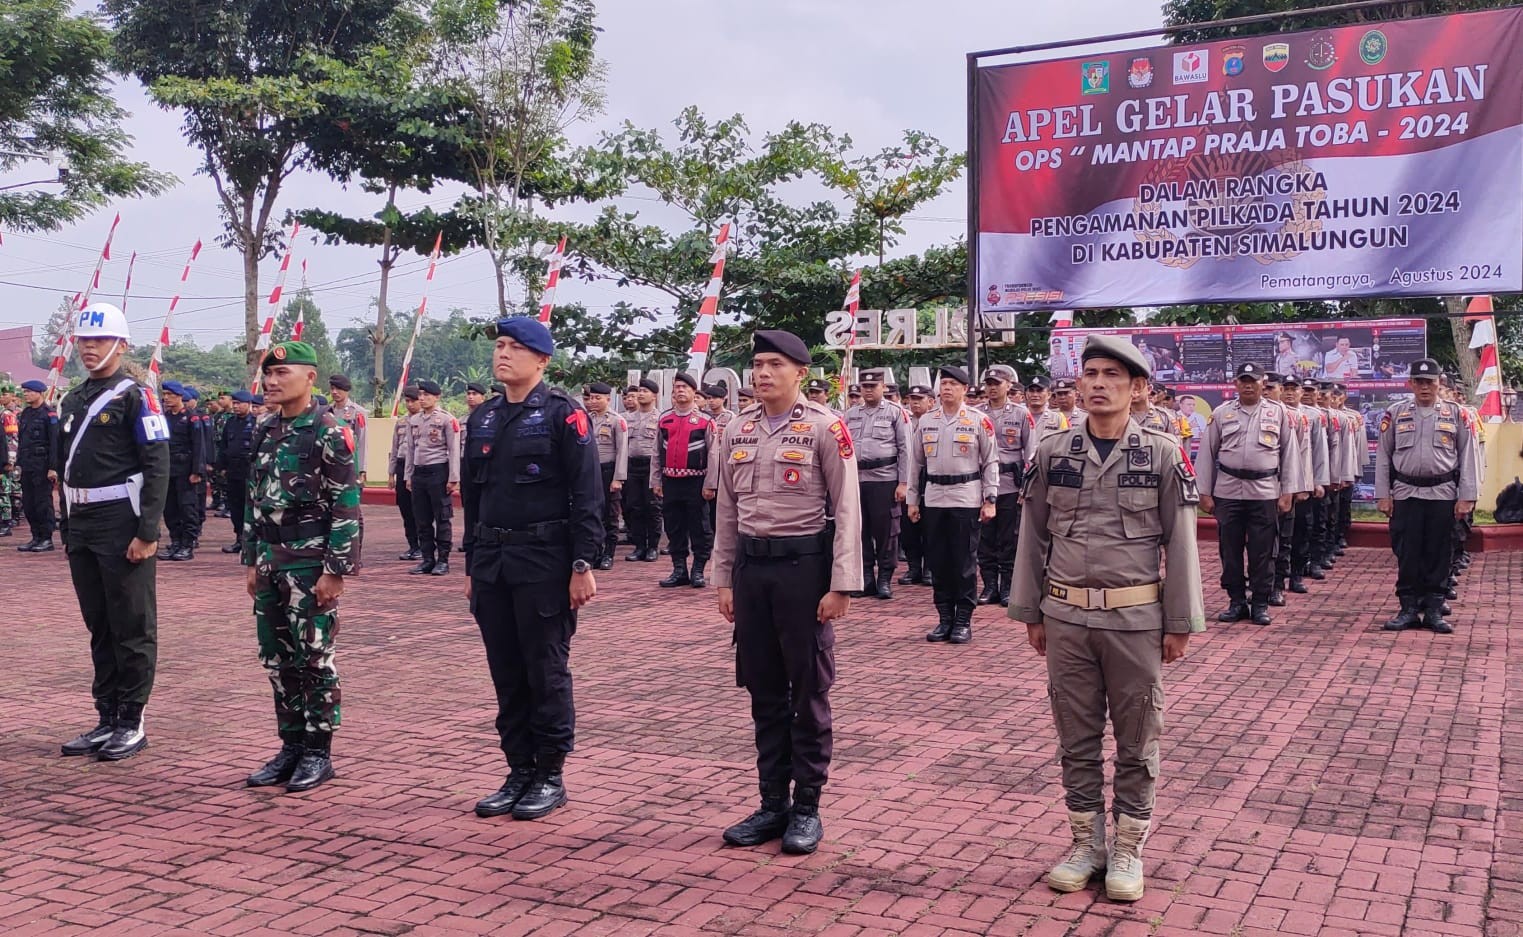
left=572, top=559, right=592, bottom=574
left=983, top=494, right=998, bottom=504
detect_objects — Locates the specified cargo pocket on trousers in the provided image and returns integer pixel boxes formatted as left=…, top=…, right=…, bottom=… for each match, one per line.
left=815, top=624, right=837, bottom=693
left=535, top=591, right=574, bottom=637
left=1136, top=684, right=1165, bottom=776
left=1048, top=683, right=1071, bottom=763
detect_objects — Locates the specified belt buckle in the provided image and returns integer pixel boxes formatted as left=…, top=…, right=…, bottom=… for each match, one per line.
left=75, top=487, right=91, bottom=505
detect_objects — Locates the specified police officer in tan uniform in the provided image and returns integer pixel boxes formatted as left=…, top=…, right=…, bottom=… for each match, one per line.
left=405, top=380, right=461, bottom=575
left=1195, top=362, right=1294, bottom=626
left=906, top=366, right=999, bottom=644
left=975, top=365, right=1032, bottom=606
left=805, top=378, right=833, bottom=410
left=1130, top=393, right=1180, bottom=436
left=713, top=329, right=861, bottom=856
left=389, top=388, right=421, bottom=560
left=1375, top=359, right=1480, bottom=634
left=896, top=385, right=934, bottom=587
left=844, top=368, right=909, bottom=599
left=623, top=379, right=662, bottom=562
left=1009, top=335, right=1205, bottom=903
left=1052, top=377, right=1086, bottom=426
left=1025, top=375, right=1071, bottom=439
left=586, top=382, right=628, bottom=569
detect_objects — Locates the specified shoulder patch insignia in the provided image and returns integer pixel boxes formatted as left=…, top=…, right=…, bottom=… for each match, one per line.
left=1379, top=414, right=1391, bottom=433
left=567, top=409, right=591, bottom=443
left=829, top=419, right=854, bottom=459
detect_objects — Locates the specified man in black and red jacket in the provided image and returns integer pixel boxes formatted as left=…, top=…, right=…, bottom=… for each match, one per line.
left=653, top=372, right=715, bottom=588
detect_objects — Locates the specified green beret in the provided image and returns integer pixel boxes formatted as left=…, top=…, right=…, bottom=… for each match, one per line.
left=261, top=340, right=319, bottom=371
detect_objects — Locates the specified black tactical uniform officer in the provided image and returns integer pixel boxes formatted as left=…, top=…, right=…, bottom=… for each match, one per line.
left=464, top=317, right=604, bottom=822
left=217, top=390, right=259, bottom=552
left=54, top=302, right=170, bottom=761
left=15, top=380, right=60, bottom=551
left=158, top=380, right=207, bottom=561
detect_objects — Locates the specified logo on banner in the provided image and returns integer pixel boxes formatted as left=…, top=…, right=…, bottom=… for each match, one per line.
left=1360, top=29, right=1388, bottom=65
left=987, top=284, right=1001, bottom=306
left=1172, top=50, right=1209, bottom=84
left=1263, top=42, right=1290, bottom=72
left=1127, top=56, right=1154, bottom=88
left=1082, top=61, right=1110, bottom=94
left=1223, top=45, right=1246, bottom=76
left=1306, top=33, right=1338, bottom=70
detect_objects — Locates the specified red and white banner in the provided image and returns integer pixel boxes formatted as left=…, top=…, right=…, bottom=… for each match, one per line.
left=537, top=236, right=567, bottom=325
left=391, top=232, right=444, bottom=417
left=686, top=223, right=730, bottom=376
left=1465, top=296, right=1503, bottom=420
left=147, top=240, right=204, bottom=394
left=974, top=8, right=1523, bottom=310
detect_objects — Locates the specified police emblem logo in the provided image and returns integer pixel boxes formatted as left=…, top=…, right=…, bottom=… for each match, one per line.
left=1223, top=45, right=1246, bottom=76
left=782, top=467, right=802, bottom=486
left=689, top=415, right=698, bottom=424
left=1127, top=56, right=1153, bottom=88
left=99, top=413, right=111, bottom=424
left=1263, top=42, right=1290, bottom=73
left=741, top=421, right=755, bottom=433
left=1359, top=29, right=1387, bottom=66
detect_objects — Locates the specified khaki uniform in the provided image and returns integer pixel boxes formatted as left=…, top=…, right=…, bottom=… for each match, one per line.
left=592, top=410, right=629, bottom=563
left=978, top=400, right=1034, bottom=603
left=844, top=401, right=911, bottom=587
left=907, top=405, right=1000, bottom=621
left=712, top=396, right=862, bottom=790
left=1031, top=407, right=1072, bottom=443
left=405, top=408, right=460, bottom=565
left=622, top=409, right=662, bottom=556
left=1010, top=424, right=1205, bottom=820
left=1195, top=398, right=1294, bottom=607
left=1132, top=405, right=1179, bottom=436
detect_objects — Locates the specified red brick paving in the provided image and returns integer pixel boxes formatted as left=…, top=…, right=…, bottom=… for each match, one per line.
left=3, top=512, right=1518, bottom=936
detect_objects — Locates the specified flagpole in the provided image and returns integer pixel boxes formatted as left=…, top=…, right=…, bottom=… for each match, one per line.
left=45, top=212, right=121, bottom=403
left=537, top=237, right=568, bottom=325
left=685, top=223, right=730, bottom=377
left=146, top=240, right=204, bottom=394
left=250, top=220, right=301, bottom=392
left=838, top=269, right=862, bottom=408
left=390, top=232, right=444, bottom=417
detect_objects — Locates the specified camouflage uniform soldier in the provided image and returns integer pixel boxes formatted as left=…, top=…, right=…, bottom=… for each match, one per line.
left=242, top=341, right=362, bottom=793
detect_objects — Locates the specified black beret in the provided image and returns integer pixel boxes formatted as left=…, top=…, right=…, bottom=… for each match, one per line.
left=625, top=385, right=640, bottom=394
left=674, top=372, right=698, bottom=390
left=466, top=382, right=487, bottom=395
left=313, top=394, right=329, bottom=406
left=738, top=386, right=756, bottom=398
left=327, top=373, right=353, bottom=391
left=417, top=380, right=442, bottom=396
left=938, top=365, right=970, bottom=386
left=586, top=381, right=614, bottom=395
left=753, top=329, right=812, bottom=365
left=701, top=383, right=727, bottom=398
left=639, top=378, right=660, bottom=393
left=492, top=383, right=506, bottom=396
left=402, top=386, right=421, bottom=400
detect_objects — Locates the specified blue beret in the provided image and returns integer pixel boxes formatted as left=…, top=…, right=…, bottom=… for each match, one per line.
left=231, top=390, right=254, bottom=403
left=183, top=386, right=199, bottom=400
left=495, top=316, right=556, bottom=356
left=20, top=380, right=46, bottom=393
left=161, top=380, right=185, bottom=396
left=251, top=393, right=265, bottom=405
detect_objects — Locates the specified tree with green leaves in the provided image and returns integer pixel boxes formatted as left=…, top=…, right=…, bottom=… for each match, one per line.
left=105, top=0, right=422, bottom=372
left=273, top=289, right=342, bottom=378
left=0, top=0, right=171, bottom=232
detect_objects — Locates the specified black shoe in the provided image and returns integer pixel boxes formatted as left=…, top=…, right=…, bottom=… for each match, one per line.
left=1334, top=545, right=1346, bottom=556
left=31, top=539, right=54, bottom=553
left=998, top=572, right=1011, bottom=608
left=1268, top=590, right=1286, bottom=607
left=1382, top=604, right=1421, bottom=632
left=157, top=541, right=180, bottom=560
left=512, top=756, right=568, bottom=820
left=286, top=751, right=335, bottom=792
left=625, top=550, right=642, bottom=562
left=977, top=582, right=999, bottom=606
left=1217, top=602, right=1250, bottom=622
left=221, top=541, right=243, bottom=554
left=926, top=602, right=953, bottom=642
left=659, top=563, right=690, bottom=587
left=1422, top=600, right=1454, bottom=635
left=897, top=568, right=923, bottom=586
left=1442, top=586, right=1457, bottom=601
left=1250, top=604, right=1272, bottom=626
left=1306, top=566, right=1326, bottom=581
left=874, top=573, right=892, bottom=600
left=0, top=524, right=12, bottom=537
left=1321, top=556, right=1336, bottom=568
left=922, top=571, right=933, bottom=586
left=690, top=561, right=708, bottom=589
left=430, top=560, right=451, bottom=576
left=1288, top=577, right=1308, bottom=594
left=171, top=545, right=193, bottom=561
left=399, top=548, right=421, bottom=561
left=722, top=783, right=792, bottom=846
left=596, top=556, right=613, bottom=571
left=60, top=701, right=116, bottom=756
left=781, top=787, right=823, bottom=855
left=17, top=538, right=39, bottom=552
left=409, top=561, right=436, bottom=575
left=97, top=706, right=147, bottom=761
left=1440, top=601, right=1453, bottom=617
left=475, top=763, right=537, bottom=817
left=247, top=743, right=305, bottom=787
left=641, top=549, right=659, bottom=562
left=948, top=609, right=973, bottom=645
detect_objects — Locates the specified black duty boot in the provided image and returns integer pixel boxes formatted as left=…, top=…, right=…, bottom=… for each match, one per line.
left=898, top=564, right=923, bottom=586
left=1217, top=600, right=1250, bottom=622
left=157, top=540, right=180, bottom=560
left=512, top=753, right=568, bottom=820
left=781, top=786, right=824, bottom=855
left=16, top=537, right=38, bottom=552
left=922, top=569, right=934, bottom=587
left=1422, top=597, right=1454, bottom=635
left=948, top=607, right=973, bottom=645
left=31, top=539, right=54, bottom=552
left=430, top=558, right=451, bottom=576
left=399, top=547, right=421, bottom=561
left=1288, top=575, right=1308, bottom=594
left=1306, top=564, right=1326, bottom=581
left=926, top=601, right=953, bottom=642
left=1250, top=603, right=1272, bottom=627
left=1382, top=600, right=1420, bottom=632
left=874, top=570, right=893, bottom=600
left=61, top=699, right=116, bottom=756
left=977, top=577, right=999, bottom=606
left=409, top=559, right=436, bottom=575
left=625, top=549, right=643, bottom=561
left=641, top=548, right=660, bottom=562
left=690, top=558, right=708, bottom=589
left=1268, top=583, right=1286, bottom=607
left=286, top=733, right=335, bottom=792
left=97, top=703, right=147, bottom=761
left=171, top=543, right=194, bottom=561
left=659, top=561, right=690, bottom=588
left=596, top=556, right=613, bottom=571
left=475, top=761, right=538, bottom=817
left=722, top=781, right=792, bottom=846
left=222, top=540, right=243, bottom=554
left=998, top=570, right=1012, bottom=607
left=247, top=742, right=306, bottom=787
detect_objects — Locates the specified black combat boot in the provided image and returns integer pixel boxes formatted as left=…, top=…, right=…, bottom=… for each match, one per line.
left=171, top=542, right=194, bottom=561
left=781, top=786, right=824, bottom=855
left=475, top=759, right=538, bottom=817
left=722, top=780, right=792, bottom=846
left=658, top=560, right=690, bottom=588
left=409, top=559, right=436, bottom=575
left=1216, top=600, right=1250, bottom=622
left=690, top=558, right=708, bottom=589
left=1250, top=603, right=1272, bottom=626
left=430, top=556, right=451, bottom=576
left=16, top=537, right=39, bottom=552
left=398, top=547, right=421, bottom=561
left=1305, top=563, right=1326, bottom=580
left=998, top=570, right=1012, bottom=607
left=61, top=699, right=116, bottom=756
left=97, top=702, right=147, bottom=761
left=922, top=569, right=933, bottom=586
left=948, top=607, right=973, bottom=645
left=512, top=753, right=568, bottom=820
left=221, top=539, right=243, bottom=554
left=926, top=600, right=953, bottom=642
left=874, top=570, right=893, bottom=600
left=596, top=555, right=613, bottom=571
left=977, top=574, right=999, bottom=606
left=1288, top=573, right=1308, bottom=594
left=247, top=739, right=306, bottom=787
left=286, top=732, right=335, bottom=792
left=898, top=562, right=923, bottom=586
left=157, top=540, right=180, bottom=560
left=1268, top=580, right=1287, bottom=607
left=1382, top=600, right=1421, bottom=632
left=1422, top=597, right=1454, bottom=635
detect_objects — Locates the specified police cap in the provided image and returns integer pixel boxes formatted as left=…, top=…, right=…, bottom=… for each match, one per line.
left=906, top=384, right=932, bottom=397
left=1235, top=362, right=1267, bottom=381
left=1053, top=377, right=1077, bottom=391
left=1026, top=375, right=1052, bottom=390
left=1410, top=358, right=1441, bottom=378
left=805, top=378, right=830, bottom=393
left=328, top=373, right=353, bottom=391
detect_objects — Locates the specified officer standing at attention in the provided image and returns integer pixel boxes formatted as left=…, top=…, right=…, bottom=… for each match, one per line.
left=712, top=329, right=861, bottom=855
left=1130, top=391, right=1180, bottom=436
left=1300, top=379, right=1334, bottom=580
left=1196, top=363, right=1295, bottom=626
left=896, top=384, right=934, bottom=587
left=405, top=379, right=459, bottom=576
left=1025, top=375, right=1070, bottom=439
left=1009, top=335, right=1205, bottom=902
left=241, top=341, right=361, bottom=793
left=907, top=366, right=999, bottom=644
left=158, top=381, right=206, bottom=562
left=217, top=390, right=259, bottom=553
left=585, top=382, right=628, bottom=569
left=54, top=302, right=170, bottom=761
left=623, top=378, right=662, bottom=562
left=804, top=378, right=833, bottom=410
left=327, top=374, right=369, bottom=486
left=15, top=380, right=60, bottom=552
left=976, top=365, right=1033, bottom=606
left=1375, top=359, right=1479, bottom=634
left=843, top=368, right=909, bottom=600
left=464, top=317, right=603, bottom=822
left=1052, top=377, right=1086, bottom=426
left=390, top=387, right=422, bottom=561
left=654, top=373, right=716, bottom=588
left=700, top=381, right=736, bottom=536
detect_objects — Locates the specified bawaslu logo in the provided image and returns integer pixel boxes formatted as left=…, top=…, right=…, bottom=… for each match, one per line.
left=1173, top=49, right=1209, bottom=84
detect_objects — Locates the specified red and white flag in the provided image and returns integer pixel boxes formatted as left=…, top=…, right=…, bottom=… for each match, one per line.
left=537, top=236, right=567, bottom=325
left=147, top=240, right=204, bottom=394
left=686, top=223, right=730, bottom=376
left=291, top=259, right=308, bottom=340
left=46, top=212, right=121, bottom=401
left=1049, top=309, right=1074, bottom=328
left=392, top=232, right=444, bottom=417
left=251, top=221, right=301, bottom=391
left=120, top=251, right=138, bottom=313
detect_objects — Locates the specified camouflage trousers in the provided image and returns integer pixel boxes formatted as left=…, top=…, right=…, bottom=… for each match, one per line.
left=254, top=566, right=341, bottom=738
left=0, top=468, right=17, bottom=523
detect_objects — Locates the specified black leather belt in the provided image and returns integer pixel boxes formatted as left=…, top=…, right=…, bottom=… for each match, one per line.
left=255, top=519, right=329, bottom=545
left=628, top=455, right=651, bottom=464
left=1392, top=468, right=1459, bottom=488
left=474, top=520, right=568, bottom=545
left=1218, top=464, right=1278, bottom=481
left=998, top=461, right=1025, bottom=476
left=740, top=530, right=831, bottom=558
left=928, top=472, right=980, bottom=485
left=858, top=456, right=896, bottom=471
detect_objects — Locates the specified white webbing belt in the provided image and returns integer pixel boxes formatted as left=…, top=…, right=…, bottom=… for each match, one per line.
left=62, top=378, right=143, bottom=513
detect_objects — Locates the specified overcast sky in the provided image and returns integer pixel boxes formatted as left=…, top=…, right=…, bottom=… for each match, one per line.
left=0, top=1, right=1165, bottom=348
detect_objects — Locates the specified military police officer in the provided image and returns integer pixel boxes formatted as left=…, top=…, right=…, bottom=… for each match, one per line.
left=405, top=380, right=460, bottom=575
left=241, top=341, right=361, bottom=792
left=906, top=366, right=999, bottom=644
left=585, top=381, right=628, bottom=569
left=464, top=317, right=603, bottom=822
left=158, top=380, right=207, bottom=561
left=15, top=379, right=59, bottom=551
left=712, top=329, right=861, bottom=855
left=54, top=302, right=170, bottom=761
left=976, top=365, right=1033, bottom=606
left=1009, top=335, right=1205, bottom=903
left=217, top=390, right=259, bottom=553
left=1375, top=359, right=1480, bottom=634
left=843, top=367, right=909, bottom=599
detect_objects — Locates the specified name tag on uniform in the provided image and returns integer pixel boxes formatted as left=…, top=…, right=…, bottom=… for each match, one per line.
left=1119, top=473, right=1160, bottom=488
